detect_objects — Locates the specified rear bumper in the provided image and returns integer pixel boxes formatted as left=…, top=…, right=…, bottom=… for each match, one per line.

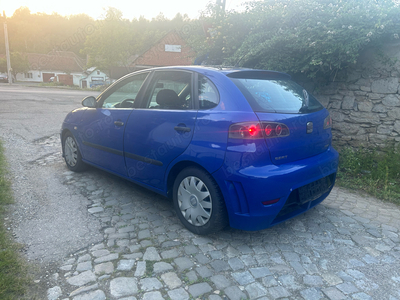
left=213, top=147, right=339, bottom=231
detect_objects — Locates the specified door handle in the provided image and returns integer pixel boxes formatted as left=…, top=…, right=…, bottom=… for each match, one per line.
left=114, top=121, right=124, bottom=126
left=174, top=126, right=191, bottom=133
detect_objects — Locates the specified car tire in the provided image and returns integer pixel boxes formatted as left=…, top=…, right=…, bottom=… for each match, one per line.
left=173, top=167, right=228, bottom=235
left=63, top=132, right=87, bottom=172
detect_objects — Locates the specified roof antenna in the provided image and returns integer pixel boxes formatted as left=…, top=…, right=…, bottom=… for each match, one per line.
left=234, top=53, right=247, bottom=68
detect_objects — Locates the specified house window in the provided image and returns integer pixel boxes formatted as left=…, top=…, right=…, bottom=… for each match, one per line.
left=97, top=70, right=100, bottom=75
left=25, top=73, right=33, bottom=78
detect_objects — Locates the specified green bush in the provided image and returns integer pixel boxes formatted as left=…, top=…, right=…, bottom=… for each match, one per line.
left=193, top=0, right=400, bottom=85
left=38, top=82, right=65, bottom=87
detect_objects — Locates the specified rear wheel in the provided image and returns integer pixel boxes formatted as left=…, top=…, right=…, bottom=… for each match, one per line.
left=173, top=167, right=228, bottom=235
left=63, top=132, right=87, bottom=172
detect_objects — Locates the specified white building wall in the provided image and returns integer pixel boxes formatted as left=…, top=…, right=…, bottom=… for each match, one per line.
left=16, top=68, right=105, bottom=87
left=16, top=70, right=83, bottom=86
left=72, top=73, right=83, bottom=86
left=16, top=70, right=43, bottom=82
left=80, top=70, right=107, bottom=88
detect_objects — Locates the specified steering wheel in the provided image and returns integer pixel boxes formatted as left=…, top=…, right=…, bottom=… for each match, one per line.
left=120, top=99, right=135, bottom=108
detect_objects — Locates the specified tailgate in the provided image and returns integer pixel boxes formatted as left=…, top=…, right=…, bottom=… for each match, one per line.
left=256, top=110, right=332, bottom=165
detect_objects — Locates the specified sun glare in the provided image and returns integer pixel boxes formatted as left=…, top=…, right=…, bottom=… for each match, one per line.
left=2, top=0, right=251, bottom=20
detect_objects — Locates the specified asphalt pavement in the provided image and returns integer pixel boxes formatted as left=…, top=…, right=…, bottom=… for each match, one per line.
left=0, top=84, right=399, bottom=300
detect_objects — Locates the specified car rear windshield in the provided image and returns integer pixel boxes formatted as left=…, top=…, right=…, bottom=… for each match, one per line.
left=229, top=77, right=323, bottom=114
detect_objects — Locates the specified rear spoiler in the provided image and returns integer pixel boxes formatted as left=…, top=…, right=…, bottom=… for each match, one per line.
left=226, top=70, right=291, bottom=80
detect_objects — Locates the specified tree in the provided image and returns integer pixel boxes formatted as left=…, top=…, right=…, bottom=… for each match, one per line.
left=3, top=7, right=91, bottom=59
left=1, top=5, right=200, bottom=80
left=7, top=7, right=37, bottom=52
left=0, top=52, right=29, bottom=78
left=2, top=5, right=197, bottom=78
left=0, top=58, right=6, bottom=73
left=66, top=14, right=94, bottom=55
left=11, top=52, right=29, bottom=77
left=82, top=7, right=137, bottom=76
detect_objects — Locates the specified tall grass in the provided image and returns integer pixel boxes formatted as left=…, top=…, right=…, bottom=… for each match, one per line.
left=336, top=144, right=400, bottom=205
left=0, top=140, right=29, bottom=299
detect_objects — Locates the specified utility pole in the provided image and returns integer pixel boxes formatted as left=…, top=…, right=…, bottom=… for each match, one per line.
left=216, top=0, right=227, bottom=19
left=214, top=0, right=226, bottom=65
left=3, top=11, right=12, bottom=85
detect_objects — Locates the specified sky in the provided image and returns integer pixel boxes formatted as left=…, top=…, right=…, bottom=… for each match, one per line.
left=2, top=0, right=254, bottom=20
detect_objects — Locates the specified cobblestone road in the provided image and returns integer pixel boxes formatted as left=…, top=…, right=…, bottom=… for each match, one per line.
left=1, top=86, right=399, bottom=300
left=39, top=140, right=399, bottom=300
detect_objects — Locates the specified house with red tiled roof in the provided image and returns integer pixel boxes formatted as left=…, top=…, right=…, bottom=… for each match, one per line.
left=110, top=31, right=196, bottom=79
left=134, top=31, right=195, bottom=67
left=15, top=51, right=87, bottom=85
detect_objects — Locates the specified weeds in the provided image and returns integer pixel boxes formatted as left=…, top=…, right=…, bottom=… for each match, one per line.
left=336, top=144, right=400, bottom=204
left=145, top=261, right=156, bottom=277
left=162, top=258, right=174, bottom=264
left=0, top=140, right=29, bottom=299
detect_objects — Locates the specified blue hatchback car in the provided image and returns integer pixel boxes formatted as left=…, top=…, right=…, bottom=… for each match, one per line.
left=61, top=66, right=339, bottom=235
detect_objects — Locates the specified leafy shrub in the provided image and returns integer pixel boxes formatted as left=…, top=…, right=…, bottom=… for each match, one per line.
left=194, top=0, right=400, bottom=85
left=39, top=82, right=65, bottom=87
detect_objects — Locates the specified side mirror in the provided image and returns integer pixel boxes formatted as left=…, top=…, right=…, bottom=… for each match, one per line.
left=82, top=96, right=97, bottom=108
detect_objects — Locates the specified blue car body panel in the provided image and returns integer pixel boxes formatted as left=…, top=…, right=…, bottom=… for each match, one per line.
left=124, top=109, right=197, bottom=191
left=256, top=110, right=332, bottom=165
left=61, top=66, right=339, bottom=232
left=213, top=146, right=338, bottom=230
left=79, top=108, right=133, bottom=175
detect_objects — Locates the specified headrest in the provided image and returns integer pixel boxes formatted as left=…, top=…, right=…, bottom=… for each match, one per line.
left=156, top=89, right=181, bottom=106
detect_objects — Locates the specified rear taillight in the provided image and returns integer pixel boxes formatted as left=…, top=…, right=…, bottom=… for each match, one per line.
left=229, top=123, right=263, bottom=139
left=324, top=115, right=332, bottom=129
left=229, top=122, right=290, bottom=139
left=263, top=122, right=290, bottom=138
left=264, top=124, right=273, bottom=136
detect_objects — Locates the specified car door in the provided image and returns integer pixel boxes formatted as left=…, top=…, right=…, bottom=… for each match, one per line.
left=79, top=71, right=149, bottom=175
left=123, top=70, right=197, bottom=191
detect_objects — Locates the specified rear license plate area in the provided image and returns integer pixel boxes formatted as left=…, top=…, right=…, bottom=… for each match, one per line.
left=298, top=174, right=333, bottom=204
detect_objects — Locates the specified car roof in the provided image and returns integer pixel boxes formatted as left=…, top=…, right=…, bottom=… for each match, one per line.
left=147, top=66, right=292, bottom=80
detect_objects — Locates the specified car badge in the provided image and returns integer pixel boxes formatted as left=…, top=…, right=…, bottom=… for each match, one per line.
left=306, top=122, right=313, bottom=134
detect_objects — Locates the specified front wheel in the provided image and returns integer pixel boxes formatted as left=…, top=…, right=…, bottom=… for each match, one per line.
left=63, top=132, right=87, bottom=172
left=173, top=167, right=228, bottom=235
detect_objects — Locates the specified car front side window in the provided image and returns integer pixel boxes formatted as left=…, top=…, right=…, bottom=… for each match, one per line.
left=101, top=72, right=149, bottom=108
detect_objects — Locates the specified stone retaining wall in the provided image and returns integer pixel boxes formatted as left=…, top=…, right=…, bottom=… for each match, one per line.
left=313, top=42, right=400, bottom=148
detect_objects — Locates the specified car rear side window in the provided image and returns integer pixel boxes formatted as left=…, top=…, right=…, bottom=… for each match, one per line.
left=229, top=77, right=323, bottom=114
left=198, top=75, right=219, bottom=110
